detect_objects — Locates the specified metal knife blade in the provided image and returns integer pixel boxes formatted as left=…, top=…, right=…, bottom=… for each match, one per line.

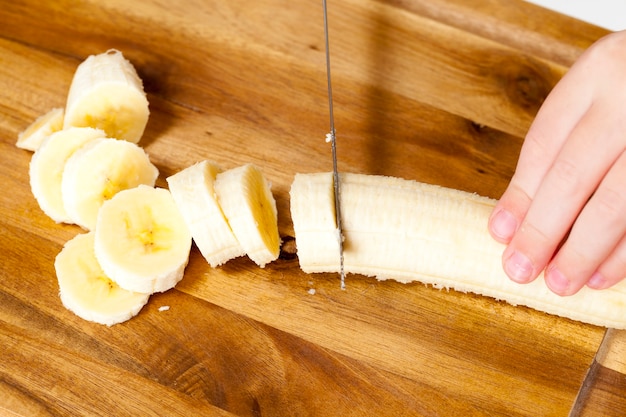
left=322, top=0, right=345, bottom=290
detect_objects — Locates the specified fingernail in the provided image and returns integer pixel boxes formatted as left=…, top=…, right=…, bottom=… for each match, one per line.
left=504, top=250, right=534, bottom=283
left=546, top=266, right=570, bottom=294
left=490, top=209, right=517, bottom=241
left=587, top=272, right=607, bottom=289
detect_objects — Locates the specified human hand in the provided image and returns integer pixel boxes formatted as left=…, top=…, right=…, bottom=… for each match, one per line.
left=488, top=30, right=626, bottom=296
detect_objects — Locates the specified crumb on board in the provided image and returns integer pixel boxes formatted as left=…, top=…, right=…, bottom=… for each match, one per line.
left=158, top=305, right=170, bottom=312
left=308, top=288, right=316, bottom=295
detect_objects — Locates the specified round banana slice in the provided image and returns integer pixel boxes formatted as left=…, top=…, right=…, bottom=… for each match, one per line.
left=64, top=49, right=149, bottom=144
left=214, top=164, right=280, bottom=267
left=61, top=137, right=158, bottom=230
left=94, top=185, right=192, bottom=294
left=16, top=107, right=64, bottom=151
left=166, top=160, right=245, bottom=267
left=29, top=127, right=107, bottom=223
left=55, top=232, right=150, bottom=326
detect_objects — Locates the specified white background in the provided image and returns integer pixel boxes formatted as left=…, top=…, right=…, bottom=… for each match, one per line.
left=524, top=0, right=625, bottom=31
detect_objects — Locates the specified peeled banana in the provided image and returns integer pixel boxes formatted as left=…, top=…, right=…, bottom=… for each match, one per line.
left=29, top=127, right=107, bottom=223
left=214, top=164, right=281, bottom=268
left=166, top=160, right=245, bottom=267
left=16, top=107, right=64, bottom=151
left=94, top=185, right=192, bottom=294
left=55, top=232, right=150, bottom=326
left=290, top=172, right=626, bottom=329
left=64, top=49, right=149, bottom=144
left=61, top=137, right=159, bottom=230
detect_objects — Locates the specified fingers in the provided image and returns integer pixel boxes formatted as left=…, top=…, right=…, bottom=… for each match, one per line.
left=489, top=61, right=593, bottom=244
left=489, top=31, right=626, bottom=295
left=548, top=148, right=626, bottom=294
left=590, top=236, right=626, bottom=290
left=499, top=102, right=626, bottom=291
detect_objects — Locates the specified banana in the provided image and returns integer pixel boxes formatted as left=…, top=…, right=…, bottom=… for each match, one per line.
left=214, top=164, right=280, bottom=267
left=288, top=172, right=342, bottom=271
left=61, top=137, right=158, bottom=230
left=55, top=232, right=150, bottom=326
left=29, top=127, right=107, bottom=223
left=16, top=107, right=64, bottom=151
left=94, top=185, right=192, bottom=294
left=166, top=160, right=245, bottom=267
left=290, top=172, right=626, bottom=329
left=64, top=49, right=149, bottom=144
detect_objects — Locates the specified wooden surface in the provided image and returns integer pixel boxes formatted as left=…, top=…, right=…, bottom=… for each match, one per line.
left=1, top=0, right=624, bottom=415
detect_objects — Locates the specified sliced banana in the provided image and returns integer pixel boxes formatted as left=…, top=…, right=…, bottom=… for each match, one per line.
left=55, top=232, right=150, bottom=326
left=290, top=172, right=626, bottom=330
left=16, top=107, right=64, bottom=151
left=61, top=137, right=158, bottom=230
left=64, top=49, right=149, bottom=144
left=289, top=172, right=341, bottom=271
left=94, top=185, right=192, bottom=294
left=214, top=164, right=280, bottom=267
left=29, top=127, right=107, bottom=223
left=166, top=160, right=245, bottom=267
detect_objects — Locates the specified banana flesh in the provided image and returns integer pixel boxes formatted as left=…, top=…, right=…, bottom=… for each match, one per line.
left=18, top=49, right=284, bottom=326
left=290, top=172, right=626, bottom=329
left=55, top=232, right=150, bottom=326
left=16, top=107, right=64, bottom=151
left=166, top=160, right=245, bottom=267
left=214, top=164, right=281, bottom=268
left=29, top=127, right=107, bottom=223
left=64, top=49, right=149, bottom=144
left=94, top=185, right=192, bottom=294
left=61, top=137, right=158, bottom=230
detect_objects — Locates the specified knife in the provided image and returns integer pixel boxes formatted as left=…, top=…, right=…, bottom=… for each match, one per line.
left=322, top=0, right=345, bottom=290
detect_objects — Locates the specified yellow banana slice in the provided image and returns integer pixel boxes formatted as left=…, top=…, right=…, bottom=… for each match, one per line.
left=166, top=160, right=245, bottom=267
left=94, top=185, right=192, bottom=294
left=55, top=232, right=150, bottom=326
left=61, top=137, right=158, bottom=230
left=214, top=164, right=280, bottom=267
left=290, top=172, right=626, bottom=329
left=64, top=49, right=149, bottom=144
left=29, top=127, right=107, bottom=223
left=16, top=107, right=64, bottom=151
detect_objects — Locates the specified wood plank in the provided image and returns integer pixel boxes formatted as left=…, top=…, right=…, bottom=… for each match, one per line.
left=382, top=0, right=608, bottom=66
left=1, top=222, right=496, bottom=416
left=570, top=361, right=626, bottom=417
left=0, top=0, right=568, bottom=139
left=178, top=249, right=601, bottom=415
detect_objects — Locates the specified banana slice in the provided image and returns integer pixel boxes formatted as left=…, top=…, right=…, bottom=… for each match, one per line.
left=61, top=137, right=158, bottom=230
left=29, top=127, right=107, bottom=223
left=94, top=185, right=192, bottom=294
left=55, top=232, right=150, bottom=326
left=166, top=160, right=245, bottom=267
left=214, top=164, right=280, bottom=267
left=64, top=49, right=149, bottom=144
left=16, top=107, right=64, bottom=151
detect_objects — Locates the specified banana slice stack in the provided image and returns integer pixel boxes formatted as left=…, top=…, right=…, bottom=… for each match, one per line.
left=17, top=50, right=281, bottom=326
left=166, top=161, right=280, bottom=269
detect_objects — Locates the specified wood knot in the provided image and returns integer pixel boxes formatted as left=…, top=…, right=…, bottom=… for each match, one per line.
left=489, top=53, right=559, bottom=116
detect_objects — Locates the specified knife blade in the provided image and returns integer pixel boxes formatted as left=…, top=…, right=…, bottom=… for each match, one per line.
left=321, top=0, right=345, bottom=290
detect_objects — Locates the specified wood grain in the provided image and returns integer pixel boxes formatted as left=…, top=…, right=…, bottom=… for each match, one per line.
left=0, top=0, right=620, bottom=415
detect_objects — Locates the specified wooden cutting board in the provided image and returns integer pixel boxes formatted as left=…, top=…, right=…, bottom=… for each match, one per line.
left=1, top=0, right=625, bottom=415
